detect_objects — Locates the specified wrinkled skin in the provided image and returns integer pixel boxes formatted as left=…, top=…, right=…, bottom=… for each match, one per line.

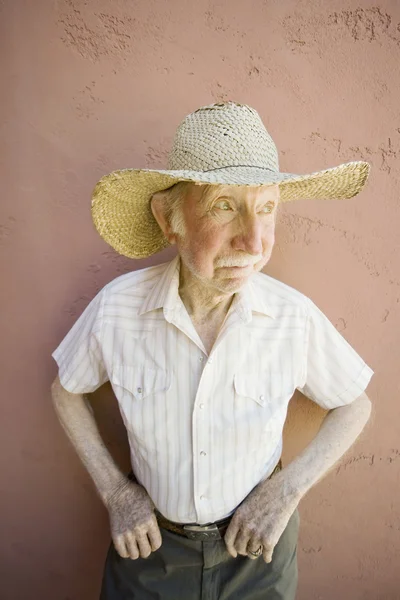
left=107, top=479, right=162, bottom=560
left=224, top=470, right=301, bottom=563
left=106, top=469, right=301, bottom=563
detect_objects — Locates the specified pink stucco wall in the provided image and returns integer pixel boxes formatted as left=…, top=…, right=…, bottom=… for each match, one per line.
left=2, top=1, right=399, bottom=598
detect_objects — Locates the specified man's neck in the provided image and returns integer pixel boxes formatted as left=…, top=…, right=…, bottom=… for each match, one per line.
left=178, top=261, right=234, bottom=324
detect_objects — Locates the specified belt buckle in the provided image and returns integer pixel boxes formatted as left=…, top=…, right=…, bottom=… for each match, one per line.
left=183, top=523, right=221, bottom=541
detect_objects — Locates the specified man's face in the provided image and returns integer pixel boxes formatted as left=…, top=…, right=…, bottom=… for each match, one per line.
left=174, top=183, right=279, bottom=294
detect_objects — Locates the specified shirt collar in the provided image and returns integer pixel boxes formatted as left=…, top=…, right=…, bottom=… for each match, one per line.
left=138, top=255, right=275, bottom=320
left=231, top=277, right=276, bottom=322
left=138, top=255, right=181, bottom=316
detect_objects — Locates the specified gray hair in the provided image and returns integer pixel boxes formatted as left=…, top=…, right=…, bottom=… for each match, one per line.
left=151, top=181, right=192, bottom=238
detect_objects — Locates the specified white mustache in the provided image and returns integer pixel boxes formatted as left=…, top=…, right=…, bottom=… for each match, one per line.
left=215, top=255, right=263, bottom=268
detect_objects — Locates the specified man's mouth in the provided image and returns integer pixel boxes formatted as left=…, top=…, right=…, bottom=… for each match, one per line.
left=218, top=264, right=254, bottom=273
left=215, top=256, right=263, bottom=269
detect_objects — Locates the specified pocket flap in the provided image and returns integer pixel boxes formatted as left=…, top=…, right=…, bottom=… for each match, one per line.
left=234, top=373, right=295, bottom=406
left=111, top=365, right=170, bottom=400
left=234, top=374, right=266, bottom=406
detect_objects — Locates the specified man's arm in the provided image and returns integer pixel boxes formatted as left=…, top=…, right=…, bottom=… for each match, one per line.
left=281, top=391, right=372, bottom=496
left=51, top=375, right=127, bottom=503
left=224, top=392, right=372, bottom=562
left=51, top=375, right=162, bottom=559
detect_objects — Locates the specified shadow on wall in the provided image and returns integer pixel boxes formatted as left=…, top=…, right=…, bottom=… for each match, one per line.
left=89, top=384, right=131, bottom=474
left=283, top=392, right=326, bottom=464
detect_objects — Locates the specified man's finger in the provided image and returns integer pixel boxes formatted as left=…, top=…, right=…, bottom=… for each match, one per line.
left=136, top=533, right=152, bottom=559
left=262, top=545, right=273, bottom=564
left=224, top=521, right=240, bottom=557
left=113, top=535, right=129, bottom=559
left=125, top=534, right=140, bottom=560
left=247, top=538, right=262, bottom=560
left=148, top=522, right=162, bottom=551
left=233, top=530, right=251, bottom=556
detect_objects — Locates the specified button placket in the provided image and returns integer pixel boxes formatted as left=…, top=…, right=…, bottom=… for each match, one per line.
left=192, top=358, right=214, bottom=522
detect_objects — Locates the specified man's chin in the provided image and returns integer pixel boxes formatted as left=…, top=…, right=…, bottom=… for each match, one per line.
left=213, top=273, right=253, bottom=294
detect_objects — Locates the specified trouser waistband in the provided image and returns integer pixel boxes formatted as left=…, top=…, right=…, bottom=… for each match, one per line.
left=156, top=459, right=282, bottom=541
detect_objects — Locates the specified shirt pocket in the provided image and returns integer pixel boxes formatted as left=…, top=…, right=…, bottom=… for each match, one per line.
left=110, top=365, right=171, bottom=445
left=232, top=371, right=295, bottom=451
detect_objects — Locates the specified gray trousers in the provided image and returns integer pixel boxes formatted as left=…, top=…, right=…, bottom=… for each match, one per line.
left=100, top=509, right=299, bottom=600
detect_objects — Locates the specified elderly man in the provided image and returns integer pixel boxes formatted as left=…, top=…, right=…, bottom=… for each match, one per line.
left=51, top=102, right=373, bottom=600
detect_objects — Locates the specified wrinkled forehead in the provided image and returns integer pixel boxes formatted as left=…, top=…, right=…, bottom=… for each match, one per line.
left=193, top=182, right=280, bottom=205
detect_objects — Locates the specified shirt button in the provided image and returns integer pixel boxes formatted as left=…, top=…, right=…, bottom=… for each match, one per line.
left=200, top=451, right=207, bottom=456
left=137, top=387, right=143, bottom=394
left=208, top=358, right=213, bottom=364
left=199, top=356, right=204, bottom=362
left=200, top=495, right=205, bottom=500
left=259, top=395, right=265, bottom=401
left=199, top=403, right=205, bottom=409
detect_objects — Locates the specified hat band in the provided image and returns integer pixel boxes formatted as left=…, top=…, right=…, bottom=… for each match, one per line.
left=202, top=165, right=275, bottom=173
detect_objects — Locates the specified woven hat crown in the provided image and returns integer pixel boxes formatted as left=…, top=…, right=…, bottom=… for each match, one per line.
left=167, top=102, right=279, bottom=173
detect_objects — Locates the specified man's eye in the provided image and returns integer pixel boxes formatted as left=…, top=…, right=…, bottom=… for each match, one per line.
left=259, top=205, right=274, bottom=214
left=214, top=201, right=232, bottom=211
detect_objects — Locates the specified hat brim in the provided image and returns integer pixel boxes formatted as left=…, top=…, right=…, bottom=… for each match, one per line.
left=91, top=161, right=370, bottom=258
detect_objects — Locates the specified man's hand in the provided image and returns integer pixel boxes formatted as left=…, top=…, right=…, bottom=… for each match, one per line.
left=224, top=470, right=300, bottom=564
left=106, top=479, right=162, bottom=560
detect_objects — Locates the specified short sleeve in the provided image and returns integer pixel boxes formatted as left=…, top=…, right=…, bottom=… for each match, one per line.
left=52, top=289, right=109, bottom=394
left=297, top=298, right=374, bottom=409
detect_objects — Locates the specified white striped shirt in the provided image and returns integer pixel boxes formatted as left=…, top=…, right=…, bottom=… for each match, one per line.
left=52, top=256, right=373, bottom=524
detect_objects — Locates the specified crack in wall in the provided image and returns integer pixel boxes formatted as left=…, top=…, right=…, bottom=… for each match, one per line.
left=328, top=7, right=400, bottom=45
left=72, top=81, right=105, bottom=120
left=57, top=0, right=134, bottom=63
left=143, top=143, right=170, bottom=169
left=336, top=449, right=400, bottom=474
left=335, top=317, right=347, bottom=332
left=0, top=217, right=17, bottom=245
left=283, top=6, right=400, bottom=53
left=302, top=546, right=322, bottom=554
left=307, top=131, right=400, bottom=176
left=279, top=212, right=399, bottom=285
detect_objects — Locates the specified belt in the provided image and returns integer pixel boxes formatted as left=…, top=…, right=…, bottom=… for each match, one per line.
left=156, top=459, right=282, bottom=541
left=156, top=512, right=232, bottom=540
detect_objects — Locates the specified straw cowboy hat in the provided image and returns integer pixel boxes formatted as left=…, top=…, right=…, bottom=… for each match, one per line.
left=91, top=101, right=370, bottom=258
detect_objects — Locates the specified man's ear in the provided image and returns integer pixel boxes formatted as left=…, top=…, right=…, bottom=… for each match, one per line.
left=150, top=193, right=177, bottom=245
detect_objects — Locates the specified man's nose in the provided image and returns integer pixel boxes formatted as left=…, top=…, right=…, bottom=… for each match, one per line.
left=232, top=215, right=264, bottom=255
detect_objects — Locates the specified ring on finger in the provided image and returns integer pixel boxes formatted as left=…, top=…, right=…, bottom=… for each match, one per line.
left=248, top=545, right=263, bottom=558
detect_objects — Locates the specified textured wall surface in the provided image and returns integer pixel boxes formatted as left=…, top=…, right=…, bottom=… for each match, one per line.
left=1, top=0, right=399, bottom=598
